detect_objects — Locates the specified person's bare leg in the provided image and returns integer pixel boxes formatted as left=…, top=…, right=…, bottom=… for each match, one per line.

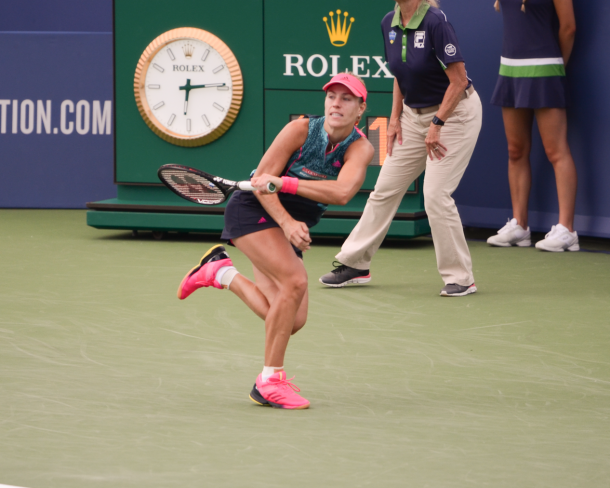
left=227, top=259, right=308, bottom=332
left=502, top=107, right=534, bottom=229
left=233, top=228, right=308, bottom=367
left=252, top=265, right=309, bottom=335
left=535, top=108, right=577, bottom=232
left=227, top=274, right=270, bottom=321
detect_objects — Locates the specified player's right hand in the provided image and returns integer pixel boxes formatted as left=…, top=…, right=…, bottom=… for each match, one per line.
left=387, top=117, right=402, bottom=157
left=251, top=173, right=282, bottom=194
left=282, top=219, right=311, bottom=252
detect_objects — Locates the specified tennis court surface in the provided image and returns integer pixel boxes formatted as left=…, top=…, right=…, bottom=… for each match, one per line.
left=1, top=210, right=608, bottom=487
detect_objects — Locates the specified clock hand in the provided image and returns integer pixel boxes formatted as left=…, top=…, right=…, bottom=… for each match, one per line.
left=179, top=80, right=226, bottom=92
left=179, top=79, right=192, bottom=115
left=179, top=81, right=227, bottom=115
left=187, top=83, right=226, bottom=89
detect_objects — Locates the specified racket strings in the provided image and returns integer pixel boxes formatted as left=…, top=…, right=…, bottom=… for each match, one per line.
left=162, top=170, right=225, bottom=203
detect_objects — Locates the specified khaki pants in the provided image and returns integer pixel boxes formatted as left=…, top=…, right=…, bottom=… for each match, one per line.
left=337, top=91, right=483, bottom=286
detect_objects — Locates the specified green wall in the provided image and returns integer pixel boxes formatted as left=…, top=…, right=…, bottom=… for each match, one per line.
left=114, top=0, right=264, bottom=183
left=264, top=0, right=394, bottom=92
left=115, top=0, right=399, bottom=185
left=100, top=0, right=427, bottom=236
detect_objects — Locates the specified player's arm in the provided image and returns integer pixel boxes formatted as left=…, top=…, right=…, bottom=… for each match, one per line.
left=252, top=118, right=308, bottom=179
left=252, top=137, right=373, bottom=205
left=293, top=138, right=373, bottom=205
left=252, top=118, right=312, bottom=251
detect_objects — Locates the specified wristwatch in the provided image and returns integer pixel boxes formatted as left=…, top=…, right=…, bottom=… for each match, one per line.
left=432, top=115, right=445, bottom=127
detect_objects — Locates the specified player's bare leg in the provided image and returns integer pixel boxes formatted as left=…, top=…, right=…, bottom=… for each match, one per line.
left=233, top=228, right=310, bottom=409
left=177, top=232, right=310, bottom=408
left=228, top=266, right=308, bottom=334
left=233, top=228, right=307, bottom=367
left=224, top=274, right=269, bottom=320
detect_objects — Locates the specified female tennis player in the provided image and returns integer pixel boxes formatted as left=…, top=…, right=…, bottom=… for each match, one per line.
left=177, top=73, right=374, bottom=409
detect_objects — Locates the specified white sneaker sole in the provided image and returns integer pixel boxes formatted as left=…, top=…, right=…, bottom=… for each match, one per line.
left=319, top=276, right=371, bottom=288
left=440, top=285, right=478, bottom=297
left=487, top=238, right=531, bottom=247
left=535, top=242, right=580, bottom=252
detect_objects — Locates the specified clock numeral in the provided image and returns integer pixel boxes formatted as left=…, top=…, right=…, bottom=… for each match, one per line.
left=153, top=63, right=165, bottom=73
left=153, top=101, right=165, bottom=110
left=167, top=49, right=176, bottom=61
left=202, top=114, right=210, bottom=127
left=168, top=114, right=176, bottom=126
left=201, top=49, right=210, bottom=62
left=212, top=65, right=224, bottom=74
left=147, top=84, right=160, bottom=89
left=213, top=103, right=225, bottom=112
left=217, top=86, right=230, bottom=91
left=186, top=119, right=192, bottom=132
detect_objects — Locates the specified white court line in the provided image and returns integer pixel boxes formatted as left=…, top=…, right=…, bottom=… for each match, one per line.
left=1, top=484, right=30, bottom=488
left=456, top=320, right=529, bottom=332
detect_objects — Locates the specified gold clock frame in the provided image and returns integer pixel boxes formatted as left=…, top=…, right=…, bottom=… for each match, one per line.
left=134, top=27, right=243, bottom=147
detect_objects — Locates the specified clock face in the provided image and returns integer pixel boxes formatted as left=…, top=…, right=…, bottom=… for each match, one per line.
left=134, top=28, right=243, bottom=147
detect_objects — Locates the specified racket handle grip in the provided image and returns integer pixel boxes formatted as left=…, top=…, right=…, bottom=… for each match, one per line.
left=238, top=181, right=277, bottom=193
left=238, top=181, right=255, bottom=191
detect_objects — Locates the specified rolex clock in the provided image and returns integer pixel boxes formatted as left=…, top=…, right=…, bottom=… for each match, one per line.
left=134, top=27, right=243, bottom=147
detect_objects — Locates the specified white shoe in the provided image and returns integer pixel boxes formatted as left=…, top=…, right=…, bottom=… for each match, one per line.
left=535, top=224, right=579, bottom=252
left=487, top=218, right=531, bottom=247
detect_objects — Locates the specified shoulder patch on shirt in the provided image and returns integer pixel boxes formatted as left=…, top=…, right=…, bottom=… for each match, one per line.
left=414, top=31, right=425, bottom=48
left=445, top=44, right=457, bottom=56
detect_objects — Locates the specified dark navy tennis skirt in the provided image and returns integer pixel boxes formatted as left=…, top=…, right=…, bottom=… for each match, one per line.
left=491, top=75, right=568, bottom=109
left=221, top=191, right=324, bottom=258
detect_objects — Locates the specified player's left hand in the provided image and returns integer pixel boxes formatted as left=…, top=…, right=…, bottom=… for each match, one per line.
left=251, top=174, right=282, bottom=194
left=282, top=219, right=311, bottom=252
left=425, top=124, right=447, bottom=160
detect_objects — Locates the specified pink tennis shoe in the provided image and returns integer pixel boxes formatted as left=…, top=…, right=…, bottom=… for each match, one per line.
left=249, top=371, right=310, bottom=409
left=177, top=245, right=233, bottom=300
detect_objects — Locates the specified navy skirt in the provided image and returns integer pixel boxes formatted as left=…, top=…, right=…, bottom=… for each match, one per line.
left=221, top=191, right=324, bottom=258
left=491, top=75, right=568, bottom=109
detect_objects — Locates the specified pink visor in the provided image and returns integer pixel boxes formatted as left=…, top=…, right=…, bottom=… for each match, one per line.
left=322, top=74, right=367, bottom=102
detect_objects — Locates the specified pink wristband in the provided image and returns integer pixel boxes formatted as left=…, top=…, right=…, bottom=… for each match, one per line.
left=280, top=176, right=299, bottom=195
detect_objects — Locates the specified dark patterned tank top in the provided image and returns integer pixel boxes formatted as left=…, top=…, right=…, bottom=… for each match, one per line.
left=283, top=116, right=365, bottom=183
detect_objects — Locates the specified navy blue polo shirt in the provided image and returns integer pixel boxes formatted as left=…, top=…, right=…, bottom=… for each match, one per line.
left=382, top=4, right=472, bottom=108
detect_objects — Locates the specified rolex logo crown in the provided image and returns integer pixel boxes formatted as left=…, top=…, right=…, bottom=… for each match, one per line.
left=182, top=42, right=195, bottom=59
left=323, top=10, right=355, bottom=47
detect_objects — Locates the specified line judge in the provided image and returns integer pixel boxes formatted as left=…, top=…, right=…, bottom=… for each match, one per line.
left=320, top=0, right=482, bottom=297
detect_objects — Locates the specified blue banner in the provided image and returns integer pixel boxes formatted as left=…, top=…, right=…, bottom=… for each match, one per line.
left=0, top=31, right=115, bottom=208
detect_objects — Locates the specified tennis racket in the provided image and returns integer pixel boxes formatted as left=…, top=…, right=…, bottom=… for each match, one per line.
left=158, top=164, right=276, bottom=205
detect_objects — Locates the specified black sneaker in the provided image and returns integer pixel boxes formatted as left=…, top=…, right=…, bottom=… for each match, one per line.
left=319, top=261, right=371, bottom=288
left=440, top=283, right=477, bottom=297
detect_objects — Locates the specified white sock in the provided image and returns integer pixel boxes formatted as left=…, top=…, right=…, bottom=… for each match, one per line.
left=216, top=267, right=238, bottom=288
left=261, top=366, right=283, bottom=382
